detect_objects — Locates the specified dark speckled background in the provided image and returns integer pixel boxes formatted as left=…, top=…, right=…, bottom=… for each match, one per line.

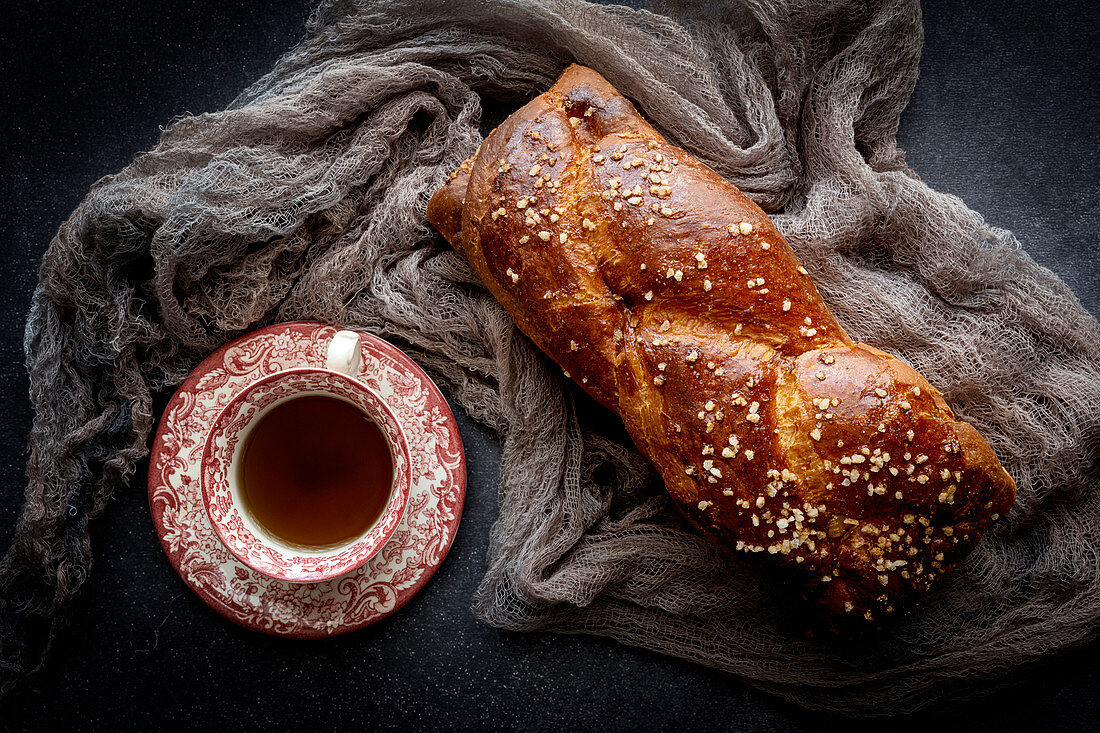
left=0, top=1, right=1097, bottom=729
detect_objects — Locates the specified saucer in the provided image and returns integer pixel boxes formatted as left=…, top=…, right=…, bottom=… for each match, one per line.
left=148, top=322, right=466, bottom=638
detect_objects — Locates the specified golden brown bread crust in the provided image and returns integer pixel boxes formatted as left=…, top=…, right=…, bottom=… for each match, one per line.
left=428, top=64, right=1016, bottom=623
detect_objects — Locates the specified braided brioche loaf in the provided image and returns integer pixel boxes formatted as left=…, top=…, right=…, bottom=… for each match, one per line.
left=427, top=64, right=1015, bottom=623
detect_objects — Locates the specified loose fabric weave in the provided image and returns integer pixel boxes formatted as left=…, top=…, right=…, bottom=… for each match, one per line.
left=3, top=0, right=1099, bottom=715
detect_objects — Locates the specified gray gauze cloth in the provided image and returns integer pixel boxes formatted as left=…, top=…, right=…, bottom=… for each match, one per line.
left=3, top=0, right=1099, bottom=715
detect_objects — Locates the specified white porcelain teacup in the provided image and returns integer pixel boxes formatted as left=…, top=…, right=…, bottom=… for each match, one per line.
left=200, top=330, right=411, bottom=583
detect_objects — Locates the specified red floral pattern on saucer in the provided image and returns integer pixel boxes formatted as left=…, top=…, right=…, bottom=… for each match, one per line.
left=148, top=322, right=466, bottom=638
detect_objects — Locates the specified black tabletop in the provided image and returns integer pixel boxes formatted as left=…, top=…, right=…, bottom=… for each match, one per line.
left=1, top=1, right=1098, bottom=729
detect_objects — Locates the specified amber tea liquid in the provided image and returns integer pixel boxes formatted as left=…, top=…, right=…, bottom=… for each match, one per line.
left=239, top=395, right=393, bottom=548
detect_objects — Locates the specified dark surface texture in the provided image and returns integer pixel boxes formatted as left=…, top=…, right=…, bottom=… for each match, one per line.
left=0, top=0, right=1097, bottom=730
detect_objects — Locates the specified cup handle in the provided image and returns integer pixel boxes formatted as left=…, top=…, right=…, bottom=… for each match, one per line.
left=325, top=330, right=362, bottom=377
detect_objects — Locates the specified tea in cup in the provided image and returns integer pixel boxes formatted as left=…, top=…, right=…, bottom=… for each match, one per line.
left=200, top=331, right=410, bottom=583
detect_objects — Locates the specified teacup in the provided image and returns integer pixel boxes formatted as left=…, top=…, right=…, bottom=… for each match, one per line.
left=200, top=330, right=411, bottom=583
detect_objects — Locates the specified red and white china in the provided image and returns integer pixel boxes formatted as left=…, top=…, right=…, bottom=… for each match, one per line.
left=201, top=338, right=412, bottom=582
left=149, top=322, right=466, bottom=637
